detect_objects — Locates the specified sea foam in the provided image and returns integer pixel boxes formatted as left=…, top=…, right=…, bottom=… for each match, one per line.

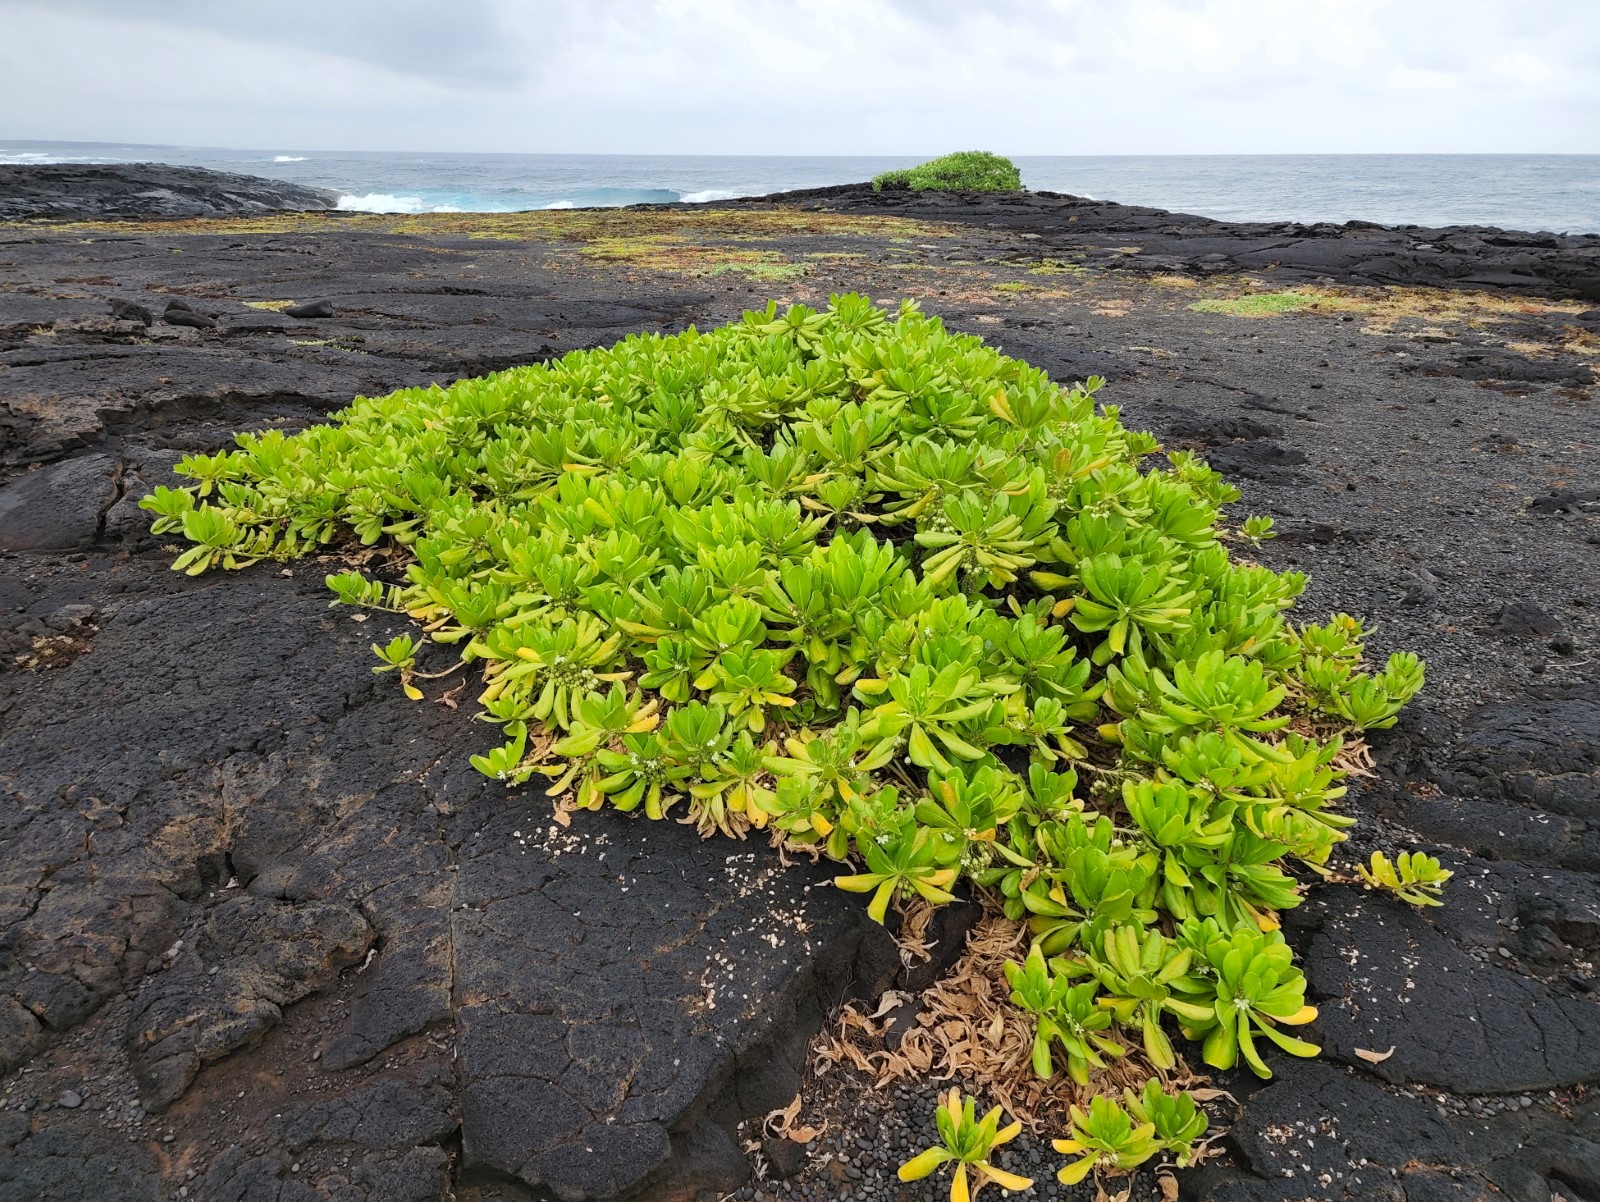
left=273, top=155, right=308, bottom=163
left=0, top=151, right=121, bottom=165
left=333, top=185, right=741, bottom=213
left=335, top=193, right=463, bottom=214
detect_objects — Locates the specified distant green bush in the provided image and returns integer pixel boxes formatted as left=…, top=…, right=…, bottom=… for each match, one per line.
left=872, top=151, right=1023, bottom=194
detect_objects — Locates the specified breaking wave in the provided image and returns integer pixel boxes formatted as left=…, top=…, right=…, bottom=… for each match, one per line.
left=332, top=185, right=748, bottom=214
left=273, top=155, right=308, bottom=163
left=335, top=193, right=463, bottom=214
left=0, top=150, right=123, bottom=165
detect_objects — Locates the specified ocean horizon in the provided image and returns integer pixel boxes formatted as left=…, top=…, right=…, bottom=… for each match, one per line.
left=5, top=139, right=1598, bottom=235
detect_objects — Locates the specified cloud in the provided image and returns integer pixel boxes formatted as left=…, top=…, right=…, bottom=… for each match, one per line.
left=2, top=0, right=1596, bottom=152
left=24, top=0, right=536, bottom=84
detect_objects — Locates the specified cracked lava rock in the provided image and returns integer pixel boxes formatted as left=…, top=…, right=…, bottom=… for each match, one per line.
left=1, top=169, right=1598, bottom=1201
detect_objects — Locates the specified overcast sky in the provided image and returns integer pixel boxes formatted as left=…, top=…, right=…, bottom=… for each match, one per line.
left=3, top=0, right=1597, bottom=154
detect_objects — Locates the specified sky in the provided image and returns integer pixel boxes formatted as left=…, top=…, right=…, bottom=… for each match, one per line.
left=2, top=0, right=1597, bottom=155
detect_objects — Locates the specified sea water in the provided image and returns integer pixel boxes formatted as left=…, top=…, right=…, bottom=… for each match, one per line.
left=4, top=141, right=1597, bottom=235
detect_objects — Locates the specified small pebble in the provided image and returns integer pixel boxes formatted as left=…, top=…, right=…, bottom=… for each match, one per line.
left=57, top=1090, right=83, bottom=1109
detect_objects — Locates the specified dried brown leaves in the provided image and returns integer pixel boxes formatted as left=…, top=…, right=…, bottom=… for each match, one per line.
left=1331, top=736, right=1376, bottom=779
left=765, top=1094, right=823, bottom=1144
left=894, top=896, right=938, bottom=968
left=813, top=916, right=1205, bottom=1130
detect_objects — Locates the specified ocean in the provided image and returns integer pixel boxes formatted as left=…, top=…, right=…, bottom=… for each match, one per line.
left=4, top=141, right=1598, bottom=235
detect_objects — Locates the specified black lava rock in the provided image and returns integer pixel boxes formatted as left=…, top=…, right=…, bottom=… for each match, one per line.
left=0, top=453, right=119, bottom=552
left=1492, top=601, right=1563, bottom=637
left=1530, top=488, right=1600, bottom=515
left=162, top=309, right=217, bottom=330
left=722, top=183, right=1600, bottom=300
left=1203, top=439, right=1308, bottom=482
left=763, top=1138, right=808, bottom=1179
left=0, top=163, right=339, bottom=221
left=108, top=298, right=152, bottom=326
left=283, top=299, right=335, bottom=319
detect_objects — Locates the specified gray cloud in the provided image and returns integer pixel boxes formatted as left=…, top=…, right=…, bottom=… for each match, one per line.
left=18, top=0, right=540, bottom=84
left=1, top=0, right=1595, bottom=153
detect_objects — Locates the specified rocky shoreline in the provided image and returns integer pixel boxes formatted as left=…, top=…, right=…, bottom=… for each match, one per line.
left=727, top=182, right=1600, bottom=300
left=0, top=180, right=1597, bottom=1202
left=0, top=163, right=340, bottom=222
left=3, top=161, right=1597, bottom=298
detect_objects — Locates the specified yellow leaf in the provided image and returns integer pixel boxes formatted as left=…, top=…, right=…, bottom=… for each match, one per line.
left=1056, top=1155, right=1095, bottom=1186
left=898, top=1147, right=949, bottom=1182
left=985, top=1167, right=1034, bottom=1192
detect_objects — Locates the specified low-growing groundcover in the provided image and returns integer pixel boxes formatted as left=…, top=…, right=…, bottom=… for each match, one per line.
left=872, top=150, right=1023, bottom=193
left=147, top=294, right=1426, bottom=1187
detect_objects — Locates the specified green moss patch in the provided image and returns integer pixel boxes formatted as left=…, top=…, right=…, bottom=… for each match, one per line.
left=1027, top=259, right=1087, bottom=278
left=1188, top=291, right=1328, bottom=316
left=580, top=236, right=806, bottom=279
left=27, top=207, right=951, bottom=245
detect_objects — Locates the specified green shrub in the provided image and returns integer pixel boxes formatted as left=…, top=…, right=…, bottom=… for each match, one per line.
left=872, top=151, right=1023, bottom=193
left=148, top=294, right=1423, bottom=1116
left=898, top=1089, right=1032, bottom=1202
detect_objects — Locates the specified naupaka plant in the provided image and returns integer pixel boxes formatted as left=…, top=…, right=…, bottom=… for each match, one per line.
left=1358, top=850, right=1453, bottom=907
left=150, top=293, right=1428, bottom=1153
left=897, top=1090, right=1033, bottom=1202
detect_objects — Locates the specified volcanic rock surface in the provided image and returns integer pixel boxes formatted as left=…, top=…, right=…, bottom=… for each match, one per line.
left=0, top=163, right=340, bottom=222
left=738, top=183, right=1600, bottom=300
left=0, top=189, right=1596, bottom=1202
